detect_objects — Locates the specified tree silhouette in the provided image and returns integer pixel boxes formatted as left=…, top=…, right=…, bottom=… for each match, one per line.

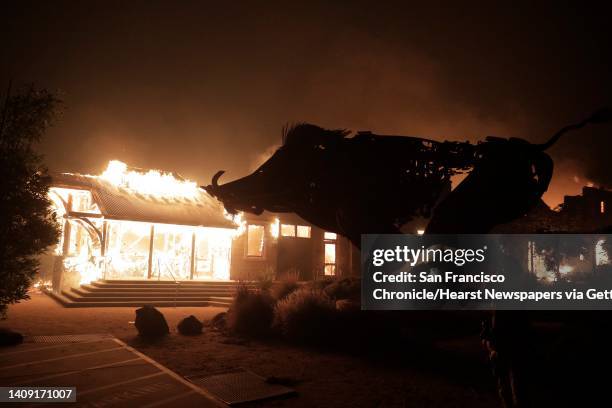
left=0, top=85, right=60, bottom=318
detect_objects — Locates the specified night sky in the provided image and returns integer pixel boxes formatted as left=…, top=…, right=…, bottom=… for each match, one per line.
left=3, top=1, right=611, bottom=207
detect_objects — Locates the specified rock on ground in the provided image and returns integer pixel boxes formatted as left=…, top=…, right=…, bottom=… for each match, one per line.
left=0, top=328, right=23, bottom=346
left=135, top=305, right=169, bottom=338
left=177, top=315, right=203, bottom=335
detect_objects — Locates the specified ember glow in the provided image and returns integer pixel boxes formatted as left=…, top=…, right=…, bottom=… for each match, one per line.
left=32, top=280, right=52, bottom=290
left=50, top=160, right=241, bottom=285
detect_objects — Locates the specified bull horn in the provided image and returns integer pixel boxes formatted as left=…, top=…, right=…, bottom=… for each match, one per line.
left=211, top=170, right=225, bottom=189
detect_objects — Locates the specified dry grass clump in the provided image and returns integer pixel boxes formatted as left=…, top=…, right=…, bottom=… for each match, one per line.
left=324, top=277, right=361, bottom=301
left=273, top=288, right=337, bottom=344
left=272, top=279, right=300, bottom=301
left=226, top=285, right=274, bottom=337
left=226, top=279, right=362, bottom=345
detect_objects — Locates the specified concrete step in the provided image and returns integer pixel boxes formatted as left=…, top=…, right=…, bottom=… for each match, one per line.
left=63, top=290, right=231, bottom=303
left=97, top=279, right=255, bottom=286
left=100, top=279, right=249, bottom=284
left=75, top=287, right=236, bottom=296
left=82, top=283, right=238, bottom=291
left=44, top=280, right=242, bottom=308
left=46, top=290, right=74, bottom=307
left=87, top=282, right=256, bottom=291
left=62, top=299, right=229, bottom=307
left=47, top=289, right=232, bottom=308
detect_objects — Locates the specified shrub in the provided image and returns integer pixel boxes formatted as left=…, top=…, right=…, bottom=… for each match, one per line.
left=306, top=278, right=334, bottom=291
left=255, top=266, right=275, bottom=292
left=234, top=283, right=251, bottom=300
left=277, top=267, right=300, bottom=282
left=226, top=287, right=274, bottom=338
left=256, top=276, right=274, bottom=292
left=272, top=279, right=300, bottom=301
left=273, top=288, right=337, bottom=344
left=324, top=277, right=361, bottom=300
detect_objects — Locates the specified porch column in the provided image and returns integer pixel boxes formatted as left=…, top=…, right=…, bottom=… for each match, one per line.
left=190, top=231, right=196, bottom=280
left=147, top=225, right=154, bottom=279
left=53, top=194, right=73, bottom=292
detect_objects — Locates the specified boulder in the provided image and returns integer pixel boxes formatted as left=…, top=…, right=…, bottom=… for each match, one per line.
left=0, top=328, right=24, bottom=347
left=211, top=312, right=227, bottom=330
left=135, top=305, right=169, bottom=338
left=177, top=315, right=203, bottom=335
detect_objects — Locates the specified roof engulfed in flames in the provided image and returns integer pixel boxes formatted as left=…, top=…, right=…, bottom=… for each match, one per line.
left=100, top=160, right=200, bottom=199
left=52, top=160, right=238, bottom=228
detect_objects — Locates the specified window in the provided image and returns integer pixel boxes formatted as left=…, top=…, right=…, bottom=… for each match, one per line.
left=151, top=223, right=193, bottom=280
left=596, top=239, right=610, bottom=266
left=323, top=232, right=337, bottom=240
left=601, top=201, right=606, bottom=214
left=324, top=231, right=337, bottom=276
left=281, top=224, right=295, bottom=237
left=282, top=224, right=311, bottom=238
left=106, top=221, right=151, bottom=279
left=246, top=224, right=264, bottom=257
left=324, top=243, right=336, bottom=275
left=296, top=225, right=311, bottom=238
left=49, top=187, right=101, bottom=214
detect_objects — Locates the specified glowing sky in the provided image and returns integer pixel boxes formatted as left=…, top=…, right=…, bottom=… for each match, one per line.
left=3, top=1, right=611, bottom=207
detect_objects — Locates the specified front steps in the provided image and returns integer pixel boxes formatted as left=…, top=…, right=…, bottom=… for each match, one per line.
left=46, top=279, right=253, bottom=308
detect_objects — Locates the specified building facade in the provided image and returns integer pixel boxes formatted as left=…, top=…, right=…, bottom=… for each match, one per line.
left=41, top=161, right=357, bottom=292
left=231, top=212, right=358, bottom=282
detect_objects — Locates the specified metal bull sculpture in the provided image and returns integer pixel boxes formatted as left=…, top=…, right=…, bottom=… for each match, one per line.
left=206, top=110, right=610, bottom=243
left=205, top=109, right=611, bottom=406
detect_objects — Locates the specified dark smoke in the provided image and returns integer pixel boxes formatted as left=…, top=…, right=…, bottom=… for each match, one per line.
left=2, top=1, right=611, bottom=207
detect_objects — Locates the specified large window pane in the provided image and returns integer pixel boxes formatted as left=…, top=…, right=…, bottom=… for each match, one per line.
left=324, top=243, right=336, bottom=264
left=247, top=225, right=265, bottom=257
left=105, top=221, right=151, bottom=279
left=324, top=242, right=336, bottom=276
left=151, top=224, right=193, bottom=280
left=296, top=225, right=311, bottom=238
left=281, top=224, right=295, bottom=237
left=194, top=228, right=233, bottom=280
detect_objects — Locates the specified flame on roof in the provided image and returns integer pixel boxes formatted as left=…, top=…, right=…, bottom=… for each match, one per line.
left=52, top=160, right=238, bottom=229
left=99, top=160, right=200, bottom=199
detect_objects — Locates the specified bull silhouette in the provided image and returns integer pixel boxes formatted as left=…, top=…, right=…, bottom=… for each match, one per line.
left=206, top=110, right=610, bottom=242
left=205, top=109, right=611, bottom=406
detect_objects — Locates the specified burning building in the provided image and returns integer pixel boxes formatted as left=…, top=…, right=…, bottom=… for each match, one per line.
left=560, top=186, right=612, bottom=231
left=40, top=161, right=357, bottom=306
left=494, top=186, right=612, bottom=281
left=46, top=160, right=238, bottom=287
